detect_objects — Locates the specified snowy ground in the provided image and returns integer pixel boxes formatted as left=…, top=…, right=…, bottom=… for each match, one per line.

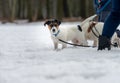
left=0, top=21, right=120, bottom=83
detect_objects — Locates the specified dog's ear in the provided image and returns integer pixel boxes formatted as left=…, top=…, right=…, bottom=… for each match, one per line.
left=54, top=19, right=61, bottom=25
left=77, top=25, right=82, bottom=32
left=44, top=21, right=51, bottom=26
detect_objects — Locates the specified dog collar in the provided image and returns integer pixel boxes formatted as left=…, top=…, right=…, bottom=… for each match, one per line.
left=53, top=30, right=60, bottom=37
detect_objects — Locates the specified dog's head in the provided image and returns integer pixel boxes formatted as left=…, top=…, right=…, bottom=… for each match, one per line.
left=44, top=19, right=61, bottom=35
left=116, top=29, right=120, bottom=38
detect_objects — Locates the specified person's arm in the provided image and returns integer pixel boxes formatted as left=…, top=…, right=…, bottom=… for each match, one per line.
left=93, top=0, right=99, bottom=14
left=99, top=0, right=108, bottom=7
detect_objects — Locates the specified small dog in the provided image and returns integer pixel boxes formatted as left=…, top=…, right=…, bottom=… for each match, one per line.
left=44, top=19, right=87, bottom=50
left=79, top=14, right=118, bottom=46
left=78, top=14, right=103, bottom=46
left=111, top=29, right=120, bottom=47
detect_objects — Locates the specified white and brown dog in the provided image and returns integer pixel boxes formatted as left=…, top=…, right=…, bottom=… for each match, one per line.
left=79, top=14, right=119, bottom=47
left=111, top=29, right=120, bottom=47
left=44, top=19, right=87, bottom=50
left=79, top=14, right=103, bottom=46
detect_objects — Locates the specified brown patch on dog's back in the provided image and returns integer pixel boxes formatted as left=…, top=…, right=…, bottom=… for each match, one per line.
left=87, top=22, right=97, bottom=33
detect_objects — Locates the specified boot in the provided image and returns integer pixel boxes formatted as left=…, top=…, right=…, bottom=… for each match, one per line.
left=98, top=35, right=111, bottom=50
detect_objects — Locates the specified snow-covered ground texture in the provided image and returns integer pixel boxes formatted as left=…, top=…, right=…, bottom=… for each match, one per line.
left=0, top=21, right=120, bottom=83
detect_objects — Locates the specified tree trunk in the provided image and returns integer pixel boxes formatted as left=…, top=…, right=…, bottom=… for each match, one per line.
left=10, top=0, right=17, bottom=22
left=27, top=0, right=32, bottom=22
left=80, top=0, right=86, bottom=18
left=63, top=0, right=69, bottom=17
left=57, top=0, right=64, bottom=19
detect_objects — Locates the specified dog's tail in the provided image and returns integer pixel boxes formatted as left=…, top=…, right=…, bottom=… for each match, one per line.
left=80, top=14, right=97, bottom=26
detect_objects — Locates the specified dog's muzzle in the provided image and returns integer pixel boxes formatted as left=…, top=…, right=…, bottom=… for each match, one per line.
left=51, top=27, right=57, bottom=34
left=51, top=27, right=60, bottom=36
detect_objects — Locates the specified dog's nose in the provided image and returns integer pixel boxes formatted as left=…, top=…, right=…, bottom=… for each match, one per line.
left=52, top=29, right=55, bottom=32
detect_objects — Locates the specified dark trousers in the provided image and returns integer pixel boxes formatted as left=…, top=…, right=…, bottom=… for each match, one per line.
left=98, top=11, right=110, bottom=22
left=102, top=0, right=120, bottom=38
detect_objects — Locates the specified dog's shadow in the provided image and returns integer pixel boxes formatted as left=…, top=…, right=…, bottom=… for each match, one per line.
left=54, top=46, right=79, bottom=51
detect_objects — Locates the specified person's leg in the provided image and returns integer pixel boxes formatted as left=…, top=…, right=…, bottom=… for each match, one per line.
left=98, top=0, right=120, bottom=50
left=99, top=11, right=110, bottom=22
left=102, top=0, right=120, bottom=38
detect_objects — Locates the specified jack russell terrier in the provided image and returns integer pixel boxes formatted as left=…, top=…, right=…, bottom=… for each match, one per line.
left=79, top=14, right=119, bottom=47
left=111, top=29, right=120, bottom=47
left=44, top=19, right=87, bottom=50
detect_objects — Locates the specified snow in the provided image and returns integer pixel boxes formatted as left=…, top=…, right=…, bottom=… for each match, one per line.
left=0, top=22, right=120, bottom=83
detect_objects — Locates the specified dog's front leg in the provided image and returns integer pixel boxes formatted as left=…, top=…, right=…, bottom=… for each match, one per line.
left=62, top=43, right=67, bottom=49
left=54, top=42, right=58, bottom=50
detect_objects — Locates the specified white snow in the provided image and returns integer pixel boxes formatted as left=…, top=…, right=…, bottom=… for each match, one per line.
left=0, top=22, right=120, bottom=83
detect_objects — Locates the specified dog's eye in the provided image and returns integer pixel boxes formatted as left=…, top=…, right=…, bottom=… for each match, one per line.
left=50, top=25, right=53, bottom=27
left=54, top=24, right=58, bottom=27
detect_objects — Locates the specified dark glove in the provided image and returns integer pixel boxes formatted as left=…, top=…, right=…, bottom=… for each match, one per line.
left=98, top=0, right=108, bottom=8
left=98, top=35, right=111, bottom=50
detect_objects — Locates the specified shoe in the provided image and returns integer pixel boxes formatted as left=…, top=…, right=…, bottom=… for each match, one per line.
left=98, top=35, right=111, bottom=50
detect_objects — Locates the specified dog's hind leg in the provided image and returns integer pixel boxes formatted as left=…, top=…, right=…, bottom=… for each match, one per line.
left=93, top=40, right=98, bottom=46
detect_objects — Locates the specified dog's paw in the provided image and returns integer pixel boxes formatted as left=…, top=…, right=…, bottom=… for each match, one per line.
left=54, top=49, right=61, bottom=51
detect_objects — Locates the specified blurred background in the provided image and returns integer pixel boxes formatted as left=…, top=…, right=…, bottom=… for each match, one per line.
left=0, top=0, right=95, bottom=23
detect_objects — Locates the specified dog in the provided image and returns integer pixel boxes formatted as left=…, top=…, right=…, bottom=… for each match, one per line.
left=44, top=19, right=87, bottom=50
left=111, top=29, right=120, bottom=47
left=79, top=14, right=118, bottom=46
left=78, top=14, right=103, bottom=46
